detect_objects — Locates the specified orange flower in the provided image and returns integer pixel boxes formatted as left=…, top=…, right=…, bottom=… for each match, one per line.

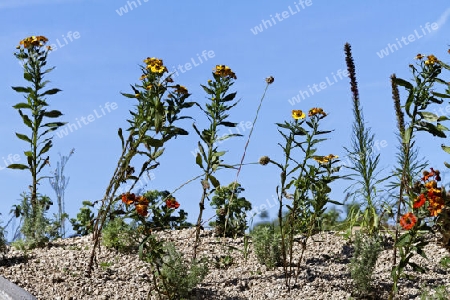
left=399, top=212, right=417, bottom=230
left=122, top=193, right=136, bottom=205
left=136, top=204, right=148, bottom=217
left=413, top=194, right=426, bottom=209
left=428, top=196, right=445, bottom=217
left=136, top=196, right=150, bottom=206
left=165, top=198, right=180, bottom=209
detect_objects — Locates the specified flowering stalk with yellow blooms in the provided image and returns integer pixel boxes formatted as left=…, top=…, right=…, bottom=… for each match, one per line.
left=260, top=107, right=342, bottom=289
left=88, top=57, right=195, bottom=278
left=10, top=36, right=66, bottom=246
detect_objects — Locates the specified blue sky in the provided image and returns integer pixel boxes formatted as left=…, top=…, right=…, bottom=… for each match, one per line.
left=1, top=1, right=450, bottom=238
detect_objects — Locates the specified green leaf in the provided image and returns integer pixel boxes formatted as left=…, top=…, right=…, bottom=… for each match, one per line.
left=23, top=73, right=33, bottom=82
left=419, top=111, right=439, bottom=122
left=43, top=110, right=63, bottom=118
left=396, top=232, right=411, bottom=247
left=121, top=92, right=137, bottom=99
left=432, top=92, right=450, bottom=99
left=408, top=262, right=426, bottom=273
left=222, top=92, right=237, bottom=102
left=438, top=115, right=449, bottom=121
left=393, top=77, right=414, bottom=90
left=15, top=133, right=31, bottom=143
left=24, top=151, right=32, bottom=157
left=195, top=153, right=203, bottom=169
left=444, top=161, right=450, bottom=168
left=13, top=103, right=31, bottom=109
left=209, top=175, right=220, bottom=188
left=437, top=123, right=449, bottom=131
left=43, top=122, right=66, bottom=128
left=8, top=164, right=29, bottom=170
left=145, top=137, right=164, bottom=147
left=40, top=88, right=62, bottom=96
left=441, top=144, right=450, bottom=154
left=219, top=121, right=237, bottom=127
left=118, top=128, right=124, bottom=150
left=11, top=86, right=31, bottom=93
left=38, top=141, right=52, bottom=157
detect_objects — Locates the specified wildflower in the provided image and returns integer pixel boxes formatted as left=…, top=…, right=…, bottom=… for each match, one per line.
left=46, top=45, right=52, bottom=51
left=136, top=204, right=148, bottom=217
left=144, top=57, right=168, bottom=74
left=174, top=85, right=189, bottom=95
left=265, top=76, right=274, bottom=84
left=139, top=74, right=146, bottom=81
left=413, top=194, right=426, bottom=209
left=292, top=110, right=305, bottom=120
left=425, top=180, right=437, bottom=190
left=313, top=154, right=338, bottom=164
left=18, top=35, right=48, bottom=48
left=428, top=196, right=445, bottom=217
left=425, top=54, right=438, bottom=65
left=415, top=54, right=424, bottom=60
left=166, top=198, right=180, bottom=209
left=399, top=212, right=417, bottom=230
left=308, top=107, right=327, bottom=117
left=214, top=65, right=237, bottom=79
left=122, top=193, right=136, bottom=205
left=259, top=156, right=270, bottom=166
left=136, top=196, right=150, bottom=206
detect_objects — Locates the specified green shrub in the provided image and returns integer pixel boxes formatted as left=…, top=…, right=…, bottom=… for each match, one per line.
left=101, top=217, right=137, bottom=252
left=209, top=183, right=252, bottom=238
left=157, top=242, right=208, bottom=299
left=70, top=200, right=95, bottom=236
left=420, top=285, right=450, bottom=300
left=349, top=232, right=382, bottom=297
left=251, top=224, right=282, bottom=269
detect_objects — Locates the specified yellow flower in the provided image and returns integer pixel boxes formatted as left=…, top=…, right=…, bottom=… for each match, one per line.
left=174, top=85, right=188, bottom=95
left=292, top=110, right=305, bottom=120
left=425, top=54, right=438, bottom=65
left=214, top=65, right=237, bottom=79
left=415, top=53, right=424, bottom=60
left=144, top=57, right=168, bottom=74
left=308, top=107, right=327, bottom=117
left=313, top=154, right=338, bottom=164
left=18, top=35, right=48, bottom=48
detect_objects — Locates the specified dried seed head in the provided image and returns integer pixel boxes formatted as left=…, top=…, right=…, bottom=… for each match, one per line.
left=259, top=156, right=270, bottom=166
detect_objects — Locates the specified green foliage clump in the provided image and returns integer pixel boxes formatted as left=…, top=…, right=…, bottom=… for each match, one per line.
left=420, top=285, right=450, bottom=300
left=101, top=217, right=138, bottom=252
left=251, top=224, right=282, bottom=270
left=70, top=200, right=95, bottom=236
left=157, top=242, right=208, bottom=299
left=209, top=183, right=251, bottom=237
left=349, top=232, right=382, bottom=298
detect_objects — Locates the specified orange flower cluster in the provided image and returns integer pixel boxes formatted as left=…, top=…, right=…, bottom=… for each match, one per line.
left=214, top=65, right=237, bottom=79
left=18, top=36, right=48, bottom=48
left=308, top=107, right=327, bottom=117
left=401, top=168, right=446, bottom=231
left=121, top=193, right=150, bottom=217
left=165, top=198, right=180, bottom=209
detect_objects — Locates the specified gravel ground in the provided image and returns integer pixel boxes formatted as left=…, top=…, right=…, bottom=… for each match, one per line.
left=0, top=229, right=449, bottom=299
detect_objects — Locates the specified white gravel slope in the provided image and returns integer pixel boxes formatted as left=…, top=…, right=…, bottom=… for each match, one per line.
left=0, top=229, right=448, bottom=299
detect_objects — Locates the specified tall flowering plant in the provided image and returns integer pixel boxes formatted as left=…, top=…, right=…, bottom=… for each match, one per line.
left=390, top=51, right=450, bottom=298
left=10, top=36, right=66, bottom=244
left=262, top=107, right=342, bottom=288
left=87, top=57, right=194, bottom=275
left=391, top=168, right=447, bottom=295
